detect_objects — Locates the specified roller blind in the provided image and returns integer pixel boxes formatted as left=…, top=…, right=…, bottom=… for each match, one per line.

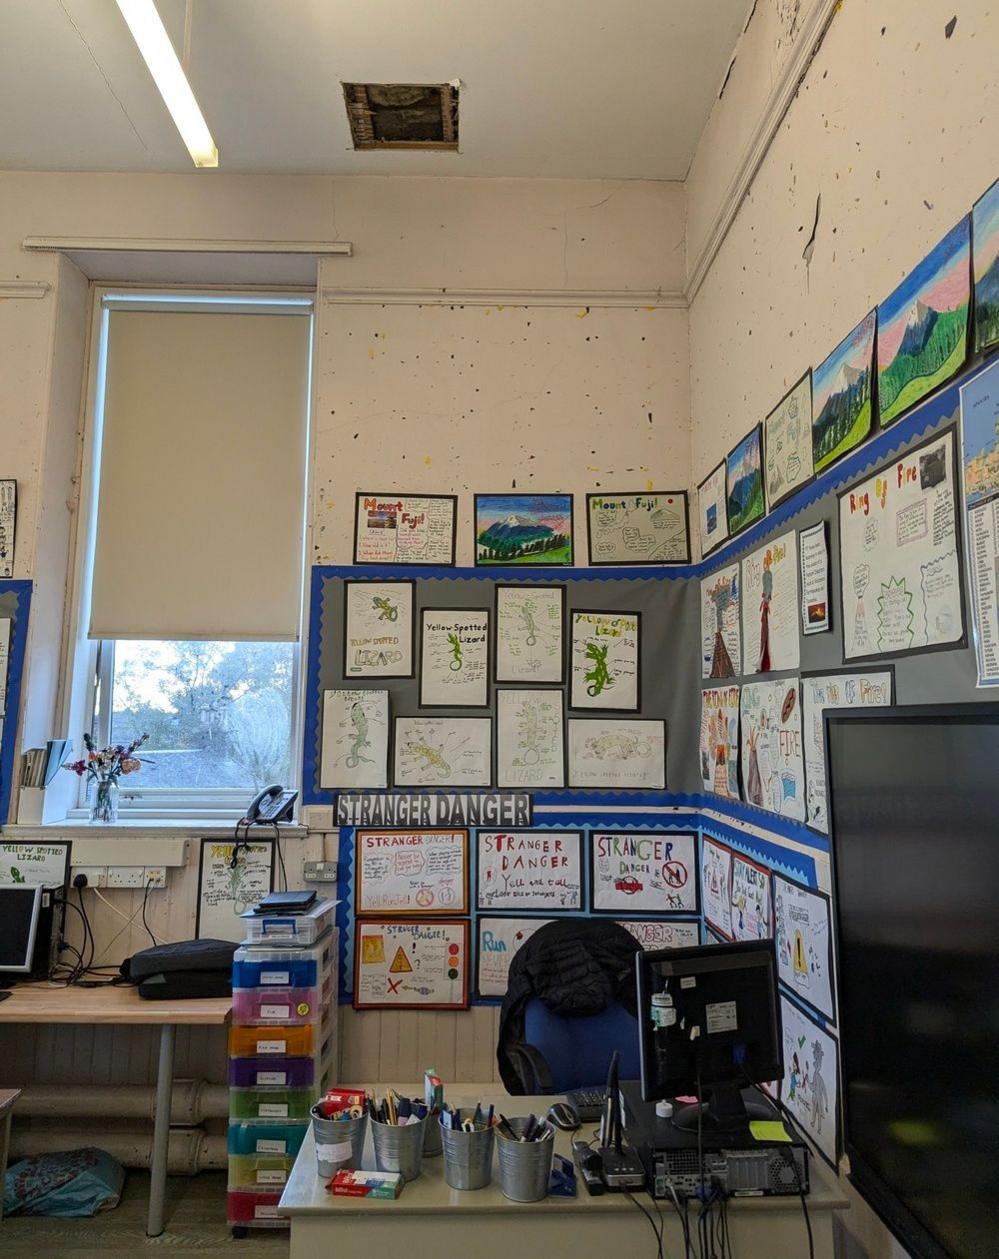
left=89, top=306, right=310, bottom=641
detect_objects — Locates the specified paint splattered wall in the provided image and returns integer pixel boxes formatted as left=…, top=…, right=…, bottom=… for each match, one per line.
left=687, top=0, right=999, bottom=488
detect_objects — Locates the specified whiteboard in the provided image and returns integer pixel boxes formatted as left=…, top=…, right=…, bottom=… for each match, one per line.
left=476, top=917, right=553, bottom=997
left=355, top=829, right=468, bottom=915
left=477, top=830, right=582, bottom=911
left=354, top=919, right=469, bottom=1009
left=196, top=839, right=274, bottom=942
left=839, top=428, right=964, bottom=660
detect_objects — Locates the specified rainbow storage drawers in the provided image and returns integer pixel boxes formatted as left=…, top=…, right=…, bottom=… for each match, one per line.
left=226, top=920, right=338, bottom=1236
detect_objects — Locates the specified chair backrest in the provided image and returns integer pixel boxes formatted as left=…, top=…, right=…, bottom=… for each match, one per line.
left=522, top=997, right=640, bottom=1093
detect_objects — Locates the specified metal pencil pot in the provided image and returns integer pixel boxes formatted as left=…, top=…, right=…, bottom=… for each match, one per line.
left=311, top=1105, right=367, bottom=1178
left=495, top=1118, right=554, bottom=1202
left=371, top=1114, right=427, bottom=1182
left=423, top=1109, right=443, bottom=1157
left=440, top=1110, right=495, bottom=1191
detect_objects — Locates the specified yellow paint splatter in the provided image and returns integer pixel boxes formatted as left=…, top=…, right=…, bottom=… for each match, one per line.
left=367, top=347, right=375, bottom=359
left=576, top=308, right=589, bottom=319
left=497, top=305, right=505, bottom=311
left=424, top=455, right=432, bottom=466
left=646, top=479, right=654, bottom=492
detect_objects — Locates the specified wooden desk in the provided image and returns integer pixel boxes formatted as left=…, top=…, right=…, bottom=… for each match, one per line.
left=280, top=1089, right=849, bottom=1259
left=0, top=985, right=231, bottom=1237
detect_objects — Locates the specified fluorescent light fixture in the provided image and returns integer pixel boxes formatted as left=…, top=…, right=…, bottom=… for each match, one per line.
left=115, top=0, right=219, bottom=168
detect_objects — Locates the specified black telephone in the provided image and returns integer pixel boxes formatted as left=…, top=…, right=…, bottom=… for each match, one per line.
left=245, top=784, right=298, bottom=825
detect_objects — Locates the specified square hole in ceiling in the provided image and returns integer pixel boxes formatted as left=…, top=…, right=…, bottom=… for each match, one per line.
left=342, top=83, right=459, bottom=150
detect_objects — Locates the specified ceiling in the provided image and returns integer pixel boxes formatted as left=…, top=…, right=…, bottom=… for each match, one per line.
left=0, top=0, right=748, bottom=179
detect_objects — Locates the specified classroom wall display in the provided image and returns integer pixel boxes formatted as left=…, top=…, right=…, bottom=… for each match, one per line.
left=773, top=874, right=836, bottom=1024
left=764, top=372, right=814, bottom=509
left=496, top=689, right=565, bottom=789
left=0, top=619, right=11, bottom=714
left=344, top=580, right=415, bottom=679
left=585, top=491, right=691, bottom=565
left=730, top=853, right=772, bottom=942
left=569, top=609, right=640, bottom=711
left=700, top=838, right=733, bottom=939
left=699, top=685, right=740, bottom=799
left=838, top=428, right=964, bottom=661
left=591, top=831, right=697, bottom=914
left=779, top=994, right=840, bottom=1168
left=811, top=311, right=877, bottom=475
left=475, top=493, right=573, bottom=566
left=354, top=919, right=469, bottom=1009
left=618, top=919, right=700, bottom=950
left=476, top=917, right=552, bottom=997
left=419, top=608, right=489, bottom=707
left=697, top=462, right=729, bottom=558
left=801, top=670, right=893, bottom=832
left=0, top=841, right=70, bottom=888
left=355, top=829, right=469, bottom=916
left=973, top=177, right=999, bottom=354
left=960, top=360, right=999, bottom=687
left=0, top=482, right=15, bottom=579
left=494, top=584, right=565, bottom=683
left=798, top=522, right=830, bottom=636
left=394, top=716, right=492, bottom=787
left=353, top=493, right=457, bottom=566
left=477, top=830, right=582, bottom=911
left=726, top=426, right=765, bottom=537
left=742, top=530, right=800, bottom=674
left=196, top=839, right=274, bottom=941
left=567, top=718, right=666, bottom=789
left=320, top=689, right=389, bottom=789
left=877, top=215, right=970, bottom=428
left=700, top=565, right=741, bottom=678
left=740, top=680, right=806, bottom=822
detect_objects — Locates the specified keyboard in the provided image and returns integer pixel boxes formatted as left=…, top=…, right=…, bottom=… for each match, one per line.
left=565, top=1086, right=606, bottom=1122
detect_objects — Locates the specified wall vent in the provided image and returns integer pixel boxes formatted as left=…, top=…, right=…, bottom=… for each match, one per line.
left=342, top=83, right=459, bottom=150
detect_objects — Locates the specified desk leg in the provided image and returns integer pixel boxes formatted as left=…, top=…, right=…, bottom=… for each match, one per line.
left=0, top=1108, right=11, bottom=1225
left=147, top=1023, right=175, bottom=1237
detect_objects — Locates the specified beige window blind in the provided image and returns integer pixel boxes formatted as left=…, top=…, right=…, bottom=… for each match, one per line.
left=89, top=306, right=310, bottom=641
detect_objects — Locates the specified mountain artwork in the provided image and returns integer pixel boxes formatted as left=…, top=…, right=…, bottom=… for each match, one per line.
left=811, top=310, right=876, bottom=473
left=877, top=216, right=971, bottom=427
left=475, top=493, right=573, bottom=565
left=973, top=177, right=999, bottom=354
left=726, top=426, right=765, bottom=536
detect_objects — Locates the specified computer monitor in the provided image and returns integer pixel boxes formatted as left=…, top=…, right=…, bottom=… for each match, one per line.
left=0, top=884, right=45, bottom=982
left=636, top=939, right=782, bottom=1131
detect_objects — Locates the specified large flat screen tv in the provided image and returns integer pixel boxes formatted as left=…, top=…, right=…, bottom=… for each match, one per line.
left=826, top=704, right=999, bottom=1259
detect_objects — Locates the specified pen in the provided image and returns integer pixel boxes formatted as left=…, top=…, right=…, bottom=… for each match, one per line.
left=485, top=1104, right=494, bottom=1128
left=496, top=1114, right=517, bottom=1141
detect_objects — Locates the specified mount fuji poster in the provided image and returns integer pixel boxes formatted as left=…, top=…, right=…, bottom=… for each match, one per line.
left=877, top=216, right=970, bottom=427
left=812, top=310, right=876, bottom=474
left=973, top=177, right=999, bottom=354
left=726, top=426, right=765, bottom=537
left=475, top=493, right=574, bottom=566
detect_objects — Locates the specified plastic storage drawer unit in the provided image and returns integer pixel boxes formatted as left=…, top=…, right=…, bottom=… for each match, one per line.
left=232, top=951, right=318, bottom=989
left=227, top=1121, right=307, bottom=1159
left=226, top=1189, right=285, bottom=1228
left=229, top=1024, right=314, bottom=1059
left=232, top=987, right=321, bottom=1025
left=228, top=1153, right=295, bottom=1191
left=229, top=1056, right=314, bottom=1090
left=229, top=1087, right=313, bottom=1122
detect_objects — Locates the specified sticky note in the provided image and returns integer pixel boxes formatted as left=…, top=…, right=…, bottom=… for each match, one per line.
left=749, top=1120, right=791, bottom=1144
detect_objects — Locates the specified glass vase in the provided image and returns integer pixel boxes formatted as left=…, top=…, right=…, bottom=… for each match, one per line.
left=90, top=779, right=119, bottom=825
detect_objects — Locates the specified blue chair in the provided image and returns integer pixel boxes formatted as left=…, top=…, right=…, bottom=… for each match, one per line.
left=507, top=997, right=641, bottom=1094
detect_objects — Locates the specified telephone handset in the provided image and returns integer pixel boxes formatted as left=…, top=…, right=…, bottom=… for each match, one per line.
left=245, top=784, right=298, bottom=825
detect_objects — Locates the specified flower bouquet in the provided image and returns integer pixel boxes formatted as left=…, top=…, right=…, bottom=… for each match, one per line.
left=63, top=732, right=152, bottom=824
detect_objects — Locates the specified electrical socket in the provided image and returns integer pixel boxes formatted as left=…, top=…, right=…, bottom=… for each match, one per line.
left=106, top=866, right=147, bottom=889
left=71, top=866, right=107, bottom=888
left=143, top=866, right=167, bottom=889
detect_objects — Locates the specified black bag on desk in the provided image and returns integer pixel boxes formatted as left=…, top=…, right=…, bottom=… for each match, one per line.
left=120, top=938, right=236, bottom=1000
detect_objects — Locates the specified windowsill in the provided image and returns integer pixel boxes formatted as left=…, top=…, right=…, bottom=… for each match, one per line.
left=3, top=819, right=308, bottom=840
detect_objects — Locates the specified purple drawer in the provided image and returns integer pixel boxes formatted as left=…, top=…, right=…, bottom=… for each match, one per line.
left=227, top=1056, right=315, bottom=1089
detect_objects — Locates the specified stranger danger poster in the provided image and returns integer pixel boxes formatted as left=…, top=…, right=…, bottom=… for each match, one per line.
left=354, top=829, right=469, bottom=915
left=353, top=919, right=469, bottom=1009
left=590, top=831, right=697, bottom=914
left=477, top=830, right=582, bottom=911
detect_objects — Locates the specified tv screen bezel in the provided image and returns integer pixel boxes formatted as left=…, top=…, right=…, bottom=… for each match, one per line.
left=825, top=702, right=999, bottom=1259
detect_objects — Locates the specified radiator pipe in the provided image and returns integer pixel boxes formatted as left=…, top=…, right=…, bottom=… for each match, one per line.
left=13, top=1079, right=229, bottom=1124
left=9, top=1126, right=228, bottom=1174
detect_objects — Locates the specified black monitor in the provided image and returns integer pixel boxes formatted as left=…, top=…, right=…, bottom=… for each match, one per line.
left=636, top=939, right=782, bottom=1131
left=0, top=885, right=45, bottom=982
left=827, top=703, right=999, bottom=1259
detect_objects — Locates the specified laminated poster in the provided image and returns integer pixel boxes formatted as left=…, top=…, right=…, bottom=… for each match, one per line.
left=618, top=920, right=700, bottom=951
left=700, top=565, right=741, bottom=678
left=353, top=493, right=457, bottom=565
left=354, top=919, right=469, bottom=1009
left=700, top=838, right=733, bottom=939
left=496, top=689, right=565, bottom=789
left=420, top=608, right=489, bottom=707
left=586, top=491, right=690, bottom=564
left=802, top=671, right=893, bottom=832
left=839, top=429, right=963, bottom=660
left=764, top=372, right=814, bottom=508
left=699, top=685, right=740, bottom=800
left=494, top=584, right=564, bottom=684
left=779, top=995, right=840, bottom=1168
left=320, top=689, right=389, bottom=790
left=697, top=462, right=729, bottom=557
left=344, top=580, right=414, bottom=678
left=0, top=841, right=70, bottom=889
left=394, top=717, right=492, bottom=788
left=742, top=530, right=800, bottom=674
left=591, top=831, right=697, bottom=914
left=773, top=875, right=835, bottom=1023
left=196, top=839, right=274, bottom=942
left=477, top=830, right=582, bottom=911
left=740, top=680, right=806, bottom=823
left=730, top=853, right=772, bottom=942
left=355, top=829, right=468, bottom=916
left=569, top=610, right=640, bottom=711
left=567, top=719, right=666, bottom=790
left=799, top=522, right=830, bottom=636
left=477, top=917, right=552, bottom=998
left=0, top=481, right=15, bottom=579
left=0, top=618, right=10, bottom=715
left=960, top=360, right=999, bottom=686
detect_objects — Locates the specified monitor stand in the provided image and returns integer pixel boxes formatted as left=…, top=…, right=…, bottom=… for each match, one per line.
left=671, top=1083, right=773, bottom=1135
